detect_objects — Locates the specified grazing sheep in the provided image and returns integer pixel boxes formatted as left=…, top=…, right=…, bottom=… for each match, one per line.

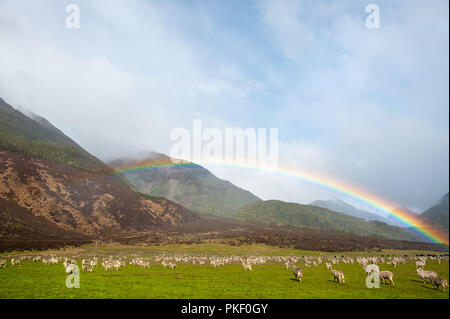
left=242, top=262, right=252, bottom=271
left=11, top=258, right=21, bottom=267
left=416, top=261, right=425, bottom=268
left=430, top=276, right=448, bottom=291
left=331, top=270, right=345, bottom=284
left=292, top=265, right=303, bottom=282
left=112, top=261, right=121, bottom=271
left=379, top=271, right=394, bottom=286
left=82, top=263, right=93, bottom=272
left=102, top=261, right=113, bottom=271
left=0, top=260, right=6, bottom=268
left=416, top=268, right=438, bottom=283
left=325, top=262, right=332, bottom=270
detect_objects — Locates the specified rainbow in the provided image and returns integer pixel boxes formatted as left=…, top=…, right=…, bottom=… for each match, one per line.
left=112, top=159, right=449, bottom=245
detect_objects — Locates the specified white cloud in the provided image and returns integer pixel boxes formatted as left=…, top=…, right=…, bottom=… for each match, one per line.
left=0, top=0, right=448, bottom=212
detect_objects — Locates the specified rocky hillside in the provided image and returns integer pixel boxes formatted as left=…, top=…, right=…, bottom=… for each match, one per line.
left=0, top=98, right=198, bottom=240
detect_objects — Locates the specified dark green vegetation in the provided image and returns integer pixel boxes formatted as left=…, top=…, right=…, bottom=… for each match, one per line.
left=0, top=98, right=108, bottom=174
left=0, top=244, right=448, bottom=299
left=110, top=152, right=261, bottom=217
left=234, top=200, right=426, bottom=242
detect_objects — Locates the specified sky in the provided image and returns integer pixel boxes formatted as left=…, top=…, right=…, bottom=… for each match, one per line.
left=0, top=0, right=448, bottom=214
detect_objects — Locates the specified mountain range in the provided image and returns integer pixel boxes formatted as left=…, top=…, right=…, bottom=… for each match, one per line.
left=109, top=153, right=261, bottom=217
left=0, top=98, right=198, bottom=240
left=0, top=96, right=448, bottom=247
left=310, top=199, right=400, bottom=226
left=233, top=200, right=425, bottom=242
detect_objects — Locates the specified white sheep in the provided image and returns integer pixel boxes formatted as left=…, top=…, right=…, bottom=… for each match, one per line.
left=416, top=268, right=438, bottom=283
left=331, top=270, right=345, bottom=284
left=430, top=276, right=449, bottom=291
left=292, top=265, right=303, bottom=282
left=379, top=271, right=395, bottom=286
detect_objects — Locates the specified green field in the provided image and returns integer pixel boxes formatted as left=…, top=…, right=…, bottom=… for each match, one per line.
left=0, top=244, right=448, bottom=299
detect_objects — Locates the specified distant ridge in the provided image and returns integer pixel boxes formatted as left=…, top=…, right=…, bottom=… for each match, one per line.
left=109, top=152, right=262, bottom=217
left=234, top=200, right=426, bottom=242
left=310, top=199, right=400, bottom=226
left=420, top=193, right=449, bottom=235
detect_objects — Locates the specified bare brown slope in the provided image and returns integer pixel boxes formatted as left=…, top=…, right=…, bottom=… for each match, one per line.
left=0, top=150, right=199, bottom=239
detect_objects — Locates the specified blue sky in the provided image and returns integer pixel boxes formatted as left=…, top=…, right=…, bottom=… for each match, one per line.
left=0, top=0, right=448, bottom=213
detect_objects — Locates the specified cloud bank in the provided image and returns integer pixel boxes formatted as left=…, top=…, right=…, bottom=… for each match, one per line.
left=0, top=0, right=448, bottom=213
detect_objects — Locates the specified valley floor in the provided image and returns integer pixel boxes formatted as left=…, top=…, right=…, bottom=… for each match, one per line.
left=0, top=243, right=448, bottom=299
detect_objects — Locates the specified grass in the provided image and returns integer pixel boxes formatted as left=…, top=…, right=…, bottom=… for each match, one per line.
left=0, top=243, right=448, bottom=299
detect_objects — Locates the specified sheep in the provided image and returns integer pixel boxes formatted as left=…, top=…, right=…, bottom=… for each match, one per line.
left=102, top=261, right=113, bottom=271
left=416, top=268, right=438, bottom=283
left=112, top=261, right=121, bottom=271
left=242, top=262, right=252, bottom=271
left=416, top=261, right=425, bottom=268
left=292, top=265, right=303, bottom=282
left=82, top=263, right=93, bottom=272
left=11, top=258, right=22, bottom=267
left=0, top=260, right=6, bottom=268
left=430, top=276, right=449, bottom=291
left=168, top=262, right=177, bottom=270
left=325, top=262, right=332, bottom=270
left=379, top=271, right=394, bottom=286
left=331, top=270, right=345, bottom=284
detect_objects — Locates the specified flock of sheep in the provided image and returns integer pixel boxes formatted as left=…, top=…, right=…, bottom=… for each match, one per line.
left=0, top=252, right=448, bottom=291
left=287, top=254, right=448, bottom=291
